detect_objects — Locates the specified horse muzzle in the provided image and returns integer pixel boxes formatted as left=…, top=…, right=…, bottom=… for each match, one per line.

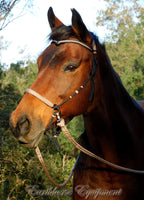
left=10, top=113, right=45, bottom=148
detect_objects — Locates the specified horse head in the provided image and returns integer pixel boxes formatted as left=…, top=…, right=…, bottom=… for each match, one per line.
left=10, top=7, right=99, bottom=148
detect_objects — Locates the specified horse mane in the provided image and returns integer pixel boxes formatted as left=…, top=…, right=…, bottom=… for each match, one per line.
left=49, top=25, right=76, bottom=41
left=97, top=41, right=144, bottom=112
left=49, top=25, right=99, bottom=45
left=96, top=42, right=144, bottom=154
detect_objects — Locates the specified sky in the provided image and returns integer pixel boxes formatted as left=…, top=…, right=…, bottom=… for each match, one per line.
left=0, top=0, right=106, bottom=67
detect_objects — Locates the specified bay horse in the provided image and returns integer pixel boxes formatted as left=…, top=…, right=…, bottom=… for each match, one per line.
left=10, top=7, right=144, bottom=200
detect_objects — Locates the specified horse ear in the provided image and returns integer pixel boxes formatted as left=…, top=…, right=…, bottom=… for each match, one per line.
left=48, top=7, right=63, bottom=29
left=71, top=9, right=92, bottom=44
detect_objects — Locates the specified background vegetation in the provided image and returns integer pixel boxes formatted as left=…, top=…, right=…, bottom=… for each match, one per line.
left=0, top=0, right=144, bottom=199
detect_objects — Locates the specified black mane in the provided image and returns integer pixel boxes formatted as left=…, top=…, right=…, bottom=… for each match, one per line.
left=49, top=25, right=99, bottom=45
left=49, top=25, right=76, bottom=41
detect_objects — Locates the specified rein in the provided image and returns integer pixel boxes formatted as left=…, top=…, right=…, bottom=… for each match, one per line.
left=25, top=39, right=144, bottom=187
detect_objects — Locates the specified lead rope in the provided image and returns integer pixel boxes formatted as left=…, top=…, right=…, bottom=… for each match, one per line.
left=35, top=146, right=79, bottom=187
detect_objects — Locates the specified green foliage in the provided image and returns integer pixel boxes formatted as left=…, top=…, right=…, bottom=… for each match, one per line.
left=98, top=1, right=144, bottom=100
left=2, top=61, right=38, bottom=94
left=97, top=0, right=144, bottom=42
left=0, top=63, right=4, bottom=78
left=105, top=9, right=144, bottom=99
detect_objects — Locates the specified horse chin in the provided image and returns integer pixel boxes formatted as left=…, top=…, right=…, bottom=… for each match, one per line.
left=18, top=130, right=44, bottom=148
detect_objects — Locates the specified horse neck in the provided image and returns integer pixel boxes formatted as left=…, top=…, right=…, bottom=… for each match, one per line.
left=83, top=51, right=144, bottom=167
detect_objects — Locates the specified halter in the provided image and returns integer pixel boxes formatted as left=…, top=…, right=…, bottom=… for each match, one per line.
left=25, top=39, right=144, bottom=188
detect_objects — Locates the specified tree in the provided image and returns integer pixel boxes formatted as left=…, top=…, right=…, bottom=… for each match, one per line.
left=10, top=61, right=23, bottom=71
left=99, top=1, right=144, bottom=99
left=0, top=62, right=4, bottom=77
left=97, top=0, right=144, bottom=42
left=0, top=0, right=34, bottom=31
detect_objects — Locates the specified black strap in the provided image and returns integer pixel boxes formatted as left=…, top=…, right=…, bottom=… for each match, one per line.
left=45, top=112, right=56, bottom=133
left=89, top=54, right=98, bottom=102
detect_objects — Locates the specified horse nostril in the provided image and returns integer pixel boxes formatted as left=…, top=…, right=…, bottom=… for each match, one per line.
left=10, top=115, right=31, bottom=138
left=17, top=115, right=31, bottom=136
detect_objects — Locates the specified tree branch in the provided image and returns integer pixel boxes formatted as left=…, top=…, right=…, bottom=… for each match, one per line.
left=0, top=13, right=24, bottom=31
left=0, top=0, right=19, bottom=21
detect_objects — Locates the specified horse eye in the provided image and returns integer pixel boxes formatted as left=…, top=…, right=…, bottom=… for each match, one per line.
left=63, top=65, right=78, bottom=72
